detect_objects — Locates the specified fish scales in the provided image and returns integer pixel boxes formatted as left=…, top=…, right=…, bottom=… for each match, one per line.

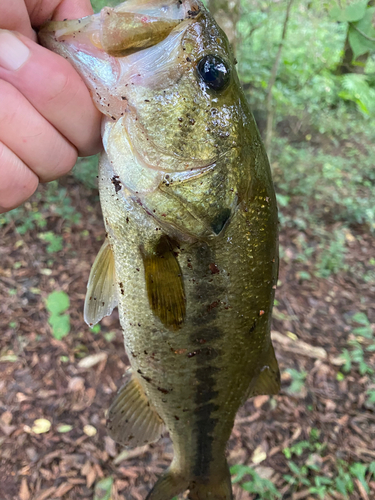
left=39, top=1, right=280, bottom=499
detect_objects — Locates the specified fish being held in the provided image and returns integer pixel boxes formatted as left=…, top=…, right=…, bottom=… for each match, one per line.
left=40, top=1, right=280, bottom=499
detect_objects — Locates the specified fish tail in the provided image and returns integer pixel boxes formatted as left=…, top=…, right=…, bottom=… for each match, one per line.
left=145, top=466, right=189, bottom=500
left=145, top=461, right=233, bottom=500
left=188, top=463, right=233, bottom=500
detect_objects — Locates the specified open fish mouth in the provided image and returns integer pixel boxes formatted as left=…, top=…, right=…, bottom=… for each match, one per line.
left=38, top=0, right=217, bottom=170
left=39, top=0, right=201, bottom=57
left=39, top=0, right=238, bottom=237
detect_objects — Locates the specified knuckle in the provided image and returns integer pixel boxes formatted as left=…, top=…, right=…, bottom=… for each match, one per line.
left=43, top=143, right=77, bottom=181
left=44, top=62, right=77, bottom=106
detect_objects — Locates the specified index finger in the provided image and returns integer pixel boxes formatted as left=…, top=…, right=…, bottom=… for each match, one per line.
left=0, top=0, right=35, bottom=39
left=26, top=0, right=94, bottom=27
left=0, top=1, right=94, bottom=39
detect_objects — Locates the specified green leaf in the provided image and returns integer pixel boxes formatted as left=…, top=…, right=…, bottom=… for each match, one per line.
left=349, top=463, right=369, bottom=493
left=90, top=324, right=101, bottom=334
left=230, top=464, right=253, bottom=483
left=94, top=477, right=113, bottom=500
left=276, top=193, right=290, bottom=207
left=0, top=354, right=19, bottom=362
left=288, top=461, right=303, bottom=476
left=340, top=349, right=352, bottom=372
left=57, top=424, right=73, bottom=433
left=352, top=312, right=370, bottom=325
left=366, top=389, right=375, bottom=403
left=349, top=7, right=375, bottom=58
left=330, top=2, right=368, bottom=22
left=49, top=314, right=70, bottom=340
left=344, top=1, right=368, bottom=22
left=353, top=325, right=373, bottom=338
left=336, top=372, right=345, bottom=381
left=298, top=271, right=311, bottom=281
left=39, top=231, right=63, bottom=253
left=46, top=291, right=70, bottom=315
left=335, top=477, right=349, bottom=496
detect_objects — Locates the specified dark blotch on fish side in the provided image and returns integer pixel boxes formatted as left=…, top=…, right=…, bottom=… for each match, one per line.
left=193, top=363, right=220, bottom=477
left=111, top=175, right=122, bottom=193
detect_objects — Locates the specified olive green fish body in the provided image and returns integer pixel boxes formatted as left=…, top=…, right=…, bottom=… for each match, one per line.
left=39, top=2, right=280, bottom=499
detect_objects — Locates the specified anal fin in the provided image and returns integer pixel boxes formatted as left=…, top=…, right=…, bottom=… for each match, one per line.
left=141, top=235, right=186, bottom=331
left=107, top=372, right=164, bottom=447
left=246, top=342, right=280, bottom=399
left=84, top=238, right=118, bottom=327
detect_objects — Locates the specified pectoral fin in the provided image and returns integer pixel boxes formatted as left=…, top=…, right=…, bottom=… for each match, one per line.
left=107, top=372, right=164, bottom=447
left=84, top=239, right=118, bottom=327
left=141, top=236, right=186, bottom=331
left=246, top=343, right=280, bottom=399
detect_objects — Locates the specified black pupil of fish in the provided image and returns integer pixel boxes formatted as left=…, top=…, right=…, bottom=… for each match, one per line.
left=197, top=55, right=230, bottom=90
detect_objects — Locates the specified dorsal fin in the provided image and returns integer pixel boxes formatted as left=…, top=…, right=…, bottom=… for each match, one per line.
left=141, top=236, right=186, bottom=331
left=84, top=238, right=118, bottom=327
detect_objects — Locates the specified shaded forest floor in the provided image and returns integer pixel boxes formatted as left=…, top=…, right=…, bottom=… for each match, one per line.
left=1, top=168, right=375, bottom=500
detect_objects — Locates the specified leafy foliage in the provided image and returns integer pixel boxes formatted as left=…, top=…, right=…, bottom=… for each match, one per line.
left=46, top=291, right=70, bottom=340
left=231, top=464, right=281, bottom=499
left=93, top=477, right=113, bottom=500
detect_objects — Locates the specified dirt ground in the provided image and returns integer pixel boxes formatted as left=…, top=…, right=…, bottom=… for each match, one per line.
left=1, top=177, right=374, bottom=500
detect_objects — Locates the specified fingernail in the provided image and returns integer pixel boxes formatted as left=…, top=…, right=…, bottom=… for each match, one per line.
left=0, top=30, right=30, bottom=71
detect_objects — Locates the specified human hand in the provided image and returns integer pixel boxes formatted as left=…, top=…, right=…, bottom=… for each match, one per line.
left=0, top=0, right=103, bottom=213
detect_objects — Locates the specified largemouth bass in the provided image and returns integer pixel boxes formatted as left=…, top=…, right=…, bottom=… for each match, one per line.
left=40, top=1, right=280, bottom=499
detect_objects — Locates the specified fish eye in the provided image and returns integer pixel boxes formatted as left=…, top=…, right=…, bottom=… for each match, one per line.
left=197, top=55, right=230, bottom=90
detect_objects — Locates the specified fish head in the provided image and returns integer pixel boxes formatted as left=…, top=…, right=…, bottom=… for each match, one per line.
left=40, top=0, right=260, bottom=239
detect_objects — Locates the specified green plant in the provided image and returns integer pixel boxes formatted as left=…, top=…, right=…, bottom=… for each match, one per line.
left=46, top=291, right=70, bottom=340
left=351, top=311, right=373, bottom=338
left=283, top=441, right=311, bottom=459
left=339, top=73, right=375, bottom=116
left=341, top=341, right=374, bottom=375
left=93, top=477, right=113, bottom=500
left=90, top=324, right=101, bottom=334
left=73, top=156, right=99, bottom=189
left=231, top=464, right=281, bottom=499
left=316, top=230, right=348, bottom=278
left=38, top=231, right=64, bottom=254
left=284, top=368, right=307, bottom=395
left=283, top=455, right=375, bottom=499
left=341, top=311, right=374, bottom=379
